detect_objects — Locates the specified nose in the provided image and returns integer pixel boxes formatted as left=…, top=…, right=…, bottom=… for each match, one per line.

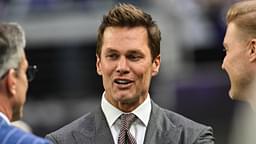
left=116, top=56, right=129, bottom=74
left=221, top=58, right=225, bottom=70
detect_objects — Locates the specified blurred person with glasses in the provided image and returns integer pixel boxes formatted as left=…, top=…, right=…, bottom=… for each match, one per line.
left=0, top=22, right=50, bottom=144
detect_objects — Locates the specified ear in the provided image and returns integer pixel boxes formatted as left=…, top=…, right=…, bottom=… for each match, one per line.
left=5, top=69, right=17, bottom=96
left=152, top=55, right=161, bottom=76
left=96, top=55, right=102, bottom=75
left=249, top=39, right=256, bottom=62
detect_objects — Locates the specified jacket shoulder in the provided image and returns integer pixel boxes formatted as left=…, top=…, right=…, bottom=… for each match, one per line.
left=152, top=103, right=214, bottom=143
left=45, top=112, right=95, bottom=144
left=164, top=108, right=209, bottom=129
left=0, top=124, right=49, bottom=144
left=165, top=109, right=214, bottom=143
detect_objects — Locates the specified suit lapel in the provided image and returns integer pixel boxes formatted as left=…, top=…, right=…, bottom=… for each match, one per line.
left=95, top=108, right=114, bottom=144
left=72, top=107, right=114, bottom=144
left=143, top=102, right=182, bottom=144
left=71, top=102, right=183, bottom=144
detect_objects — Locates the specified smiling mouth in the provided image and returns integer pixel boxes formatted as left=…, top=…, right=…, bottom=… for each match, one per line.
left=114, top=79, right=132, bottom=85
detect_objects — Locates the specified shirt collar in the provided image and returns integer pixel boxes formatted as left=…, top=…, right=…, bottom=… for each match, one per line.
left=132, top=94, right=151, bottom=126
left=101, top=92, right=151, bottom=127
left=0, top=112, right=10, bottom=125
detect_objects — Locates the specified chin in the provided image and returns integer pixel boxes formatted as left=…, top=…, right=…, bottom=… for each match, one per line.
left=116, top=95, right=132, bottom=102
left=229, top=94, right=235, bottom=100
left=117, top=94, right=138, bottom=104
left=229, top=89, right=245, bottom=102
left=115, top=90, right=131, bottom=97
left=229, top=89, right=236, bottom=99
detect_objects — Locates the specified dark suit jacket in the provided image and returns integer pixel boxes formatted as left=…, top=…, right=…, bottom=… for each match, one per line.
left=0, top=116, right=50, bottom=144
left=46, top=101, right=214, bottom=144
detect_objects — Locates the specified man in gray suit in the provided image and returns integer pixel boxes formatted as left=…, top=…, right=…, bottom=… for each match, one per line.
left=46, top=3, right=214, bottom=144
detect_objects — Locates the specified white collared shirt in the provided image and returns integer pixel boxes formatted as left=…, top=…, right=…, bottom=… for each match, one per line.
left=0, top=112, right=10, bottom=125
left=101, top=92, right=152, bottom=144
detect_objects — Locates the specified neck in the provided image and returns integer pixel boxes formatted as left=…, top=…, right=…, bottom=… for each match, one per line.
left=118, top=102, right=140, bottom=113
left=246, top=77, right=256, bottom=112
left=117, top=95, right=147, bottom=112
left=0, top=96, right=13, bottom=121
left=106, top=94, right=147, bottom=113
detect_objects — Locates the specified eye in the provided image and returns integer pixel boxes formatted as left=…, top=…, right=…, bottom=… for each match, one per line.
left=127, top=54, right=142, bottom=61
left=106, top=53, right=119, bottom=60
left=26, top=65, right=38, bottom=82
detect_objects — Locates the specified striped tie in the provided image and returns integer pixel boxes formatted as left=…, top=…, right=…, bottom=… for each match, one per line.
left=118, top=113, right=137, bottom=144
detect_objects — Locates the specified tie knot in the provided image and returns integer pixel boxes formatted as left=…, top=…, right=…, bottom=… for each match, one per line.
left=120, top=113, right=136, bottom=130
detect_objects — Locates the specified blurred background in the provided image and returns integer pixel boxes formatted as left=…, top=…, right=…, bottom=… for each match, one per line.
left=0, top=0, right=251, bottom=144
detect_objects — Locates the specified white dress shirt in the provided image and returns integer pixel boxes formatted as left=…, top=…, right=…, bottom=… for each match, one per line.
left=0, top=112, right=10, bottom=125
left=101, top=92, right=152, bottom=144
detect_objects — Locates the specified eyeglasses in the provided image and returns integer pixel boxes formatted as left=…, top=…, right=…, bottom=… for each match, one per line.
left=0, top=65, right=38, bottom=82
left=27, top=65, right=38, bottom=82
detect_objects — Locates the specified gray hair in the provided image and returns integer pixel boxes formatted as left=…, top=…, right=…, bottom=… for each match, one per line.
left=0, top=23, right=26, bottom=78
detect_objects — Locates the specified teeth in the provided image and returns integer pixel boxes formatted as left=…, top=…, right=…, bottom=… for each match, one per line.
left=115, top=80, right=130, bottom=84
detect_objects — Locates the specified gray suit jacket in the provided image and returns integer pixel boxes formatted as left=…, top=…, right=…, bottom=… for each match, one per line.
left=46, top=101, right=214, bottom=144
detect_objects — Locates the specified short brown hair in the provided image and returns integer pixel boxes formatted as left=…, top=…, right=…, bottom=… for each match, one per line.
left=96, top=3, right=161, bottom=61
left=226, top=0, right=256, bottom=38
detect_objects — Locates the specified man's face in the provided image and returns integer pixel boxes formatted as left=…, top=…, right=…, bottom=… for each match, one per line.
left=222, top=22, right=252, bottom=101
left=12, top=52, right=29, bottom=121
left=96, top=26, right=160, bottom=112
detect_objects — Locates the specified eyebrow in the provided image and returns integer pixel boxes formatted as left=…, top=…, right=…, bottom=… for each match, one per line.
left=105, top=48, right=118, bottom=53
left=127, top=49, right=142, bottom=54
left=104, top=48, right=143, bottom=54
